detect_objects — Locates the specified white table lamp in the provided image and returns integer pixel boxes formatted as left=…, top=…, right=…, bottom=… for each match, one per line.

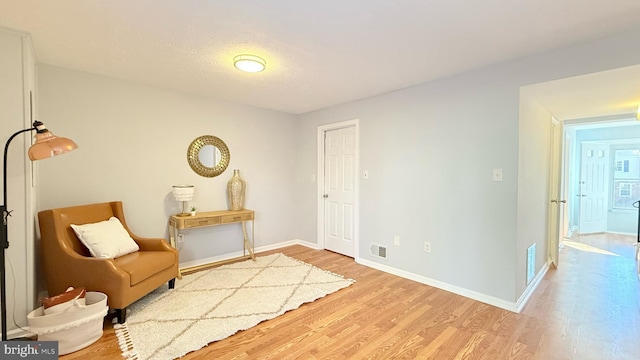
left=172, top=185, right=194, bottom=217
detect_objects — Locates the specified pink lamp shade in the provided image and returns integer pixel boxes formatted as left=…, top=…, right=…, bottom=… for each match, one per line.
left=28, top=123, right=78, bottom=161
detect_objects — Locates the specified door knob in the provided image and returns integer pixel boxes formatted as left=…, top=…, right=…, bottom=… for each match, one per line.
left=323, top=194, right=328, bottom=198
left=559, top=200, right=566, bottom=203
left=551, top=199, right=558, bottom=203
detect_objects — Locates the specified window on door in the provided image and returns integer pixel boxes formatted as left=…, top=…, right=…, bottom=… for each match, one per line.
left=612, top=148, right=640, bottom=210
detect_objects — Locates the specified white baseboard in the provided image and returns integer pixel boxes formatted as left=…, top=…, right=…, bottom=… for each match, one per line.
left=515, top=261, right=549, bottom=312
left=178, top=239, right=321, bottom=269
left=179, top=251, right=247, bottom=269
left=604, top=231, right=637, bottom=236
left=179, top=240, right=530, bottom=313
left=261, top=239, right=322, bottom=251
left=356, top=258, right=518, bottom=313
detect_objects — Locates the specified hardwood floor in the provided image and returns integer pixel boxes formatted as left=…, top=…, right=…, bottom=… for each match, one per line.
left=61, top=235, right=640, bottom=359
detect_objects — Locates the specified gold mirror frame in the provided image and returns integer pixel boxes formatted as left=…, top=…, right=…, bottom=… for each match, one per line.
left=187, top=135, right=230, bottom=177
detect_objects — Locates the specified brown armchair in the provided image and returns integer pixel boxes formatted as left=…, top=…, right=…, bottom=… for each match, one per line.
left=37, top=201, right=179, bottom=323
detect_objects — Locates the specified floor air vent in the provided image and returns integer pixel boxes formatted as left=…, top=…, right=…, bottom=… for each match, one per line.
left=370, top=244, right=387, bottom=259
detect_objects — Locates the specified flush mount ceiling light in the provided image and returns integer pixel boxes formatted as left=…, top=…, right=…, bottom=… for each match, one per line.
left=233, top=54, right=266, bottom=73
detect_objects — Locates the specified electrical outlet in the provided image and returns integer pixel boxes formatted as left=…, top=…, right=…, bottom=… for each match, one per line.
left=492, top=168, right=503, bottom=182
left=424, top=241, right=431, bottom=253
left=393, top=235, right=400, bottom=246
left=178, top=234, right=184, bottom=244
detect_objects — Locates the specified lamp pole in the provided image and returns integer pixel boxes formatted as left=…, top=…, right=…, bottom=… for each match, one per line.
left=1, top=125, right=38, bottom=341
left=1, top=121, right=77, bottom=341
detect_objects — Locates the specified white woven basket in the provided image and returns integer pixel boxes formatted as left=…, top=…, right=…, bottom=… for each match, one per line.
left=27, top=291, right=108, bottom=355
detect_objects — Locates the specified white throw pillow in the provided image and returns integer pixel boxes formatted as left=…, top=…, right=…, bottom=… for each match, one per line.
left=70, top=217, right=139, bottom=258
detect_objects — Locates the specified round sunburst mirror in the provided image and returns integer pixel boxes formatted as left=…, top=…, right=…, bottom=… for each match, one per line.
left=187, top=135, right=230, bottom=177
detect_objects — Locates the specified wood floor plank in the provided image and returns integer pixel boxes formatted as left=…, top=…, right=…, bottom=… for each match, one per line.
left=58, top=234, right=640, bottom=359
left=415, top=325, right=458, bottom=359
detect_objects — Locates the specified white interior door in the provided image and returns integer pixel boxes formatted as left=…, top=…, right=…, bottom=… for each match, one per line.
left=323, top=126, right=356, bottom=257
left=548, top=119, right=564, bottom=267
left=579, top=143, right=608, bottom=233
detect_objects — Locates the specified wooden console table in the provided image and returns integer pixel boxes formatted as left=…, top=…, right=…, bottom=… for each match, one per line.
left=168, top=209, right=255, bottom=277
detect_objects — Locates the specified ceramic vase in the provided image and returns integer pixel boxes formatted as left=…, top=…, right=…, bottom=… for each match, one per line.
left=227, top=169, right=246, bottom=210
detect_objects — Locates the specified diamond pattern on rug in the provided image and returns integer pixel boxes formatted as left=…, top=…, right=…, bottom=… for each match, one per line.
left=116, top=253, right=354, bottom=360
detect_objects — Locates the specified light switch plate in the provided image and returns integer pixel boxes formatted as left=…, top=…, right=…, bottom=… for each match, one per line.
left=363, top=170, right=369, bottom=179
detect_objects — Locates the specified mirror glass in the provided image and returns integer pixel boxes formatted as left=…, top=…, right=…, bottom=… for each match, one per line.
left=187, top=135, right=230, bottom=178
left=198, top=144, right=222, bottom=168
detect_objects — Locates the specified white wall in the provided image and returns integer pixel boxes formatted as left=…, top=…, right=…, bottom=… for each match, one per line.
left=0, top=28, right=36, bottom=334
left=516, top=94, right=552, bottom=297
left=296, top=69, right=520, bottom=303
left=37, top=65, right=298, bottom=265
left=35, top=27, right=640, bottom=310
left=294, top=27, right=640, bottom=306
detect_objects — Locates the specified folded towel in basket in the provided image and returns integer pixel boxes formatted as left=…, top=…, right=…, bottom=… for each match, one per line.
left=42, top=287, right=87, bottom=315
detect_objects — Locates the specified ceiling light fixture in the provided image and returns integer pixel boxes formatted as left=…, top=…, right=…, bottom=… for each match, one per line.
left=233, top=54, right=266, bottom=73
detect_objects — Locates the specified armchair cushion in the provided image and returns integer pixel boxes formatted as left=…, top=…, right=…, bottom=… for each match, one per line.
left=70, top=217, right=139, bottom=258
left=115, top=251, right=176, bottom=286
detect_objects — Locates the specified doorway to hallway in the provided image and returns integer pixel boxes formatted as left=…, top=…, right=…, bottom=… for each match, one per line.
left=563, top=121, right=640, bottom=237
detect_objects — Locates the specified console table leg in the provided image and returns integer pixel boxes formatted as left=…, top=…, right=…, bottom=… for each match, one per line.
left=169, top=210, right=255, bottom=274
left=242, top=221, right=255, bottom=260
left=168, top=220, right=183, bottom=279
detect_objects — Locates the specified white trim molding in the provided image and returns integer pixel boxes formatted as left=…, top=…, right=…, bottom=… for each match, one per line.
left=178, top=239, right=321, bottom=269
left=357, top=257, right=519, bottom=312
left=316, top=119, right=360, bottom=261
left=183, top=239, right=548, bottom=314
left=516, top=261, right=549, bottom=312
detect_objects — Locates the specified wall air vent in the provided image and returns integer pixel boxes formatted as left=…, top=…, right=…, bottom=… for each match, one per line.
left=370, top=244, right=387, bottom=259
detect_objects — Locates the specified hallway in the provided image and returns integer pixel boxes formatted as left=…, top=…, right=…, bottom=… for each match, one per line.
left=523, top=233, right=640, bottom=359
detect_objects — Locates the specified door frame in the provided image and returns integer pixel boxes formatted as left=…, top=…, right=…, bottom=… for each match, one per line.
left=316, top=119, right=360, bottom=260
left=564, top=119, right=640, bottom=236
left=548, top=117, right=564, bottom=267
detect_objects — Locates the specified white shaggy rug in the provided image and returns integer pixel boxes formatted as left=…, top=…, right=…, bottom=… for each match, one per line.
left=115, top=253, right=355, bottom=360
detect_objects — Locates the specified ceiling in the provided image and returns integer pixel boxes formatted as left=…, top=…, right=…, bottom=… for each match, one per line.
left=1, top=1, right=640, bottom=115
left=523, top=64, right=640, bottom=122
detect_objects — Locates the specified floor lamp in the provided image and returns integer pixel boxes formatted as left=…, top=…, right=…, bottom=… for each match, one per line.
left=1, top=120, right=78, bottom=341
